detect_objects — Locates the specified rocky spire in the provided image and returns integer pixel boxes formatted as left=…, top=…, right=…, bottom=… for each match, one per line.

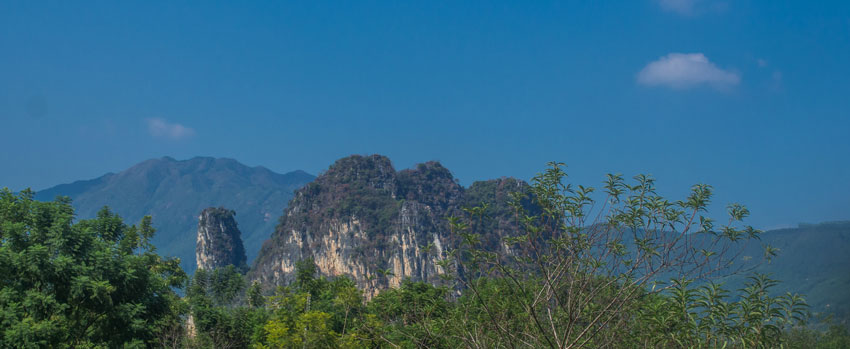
left=196, top=207, right=247, bottom=270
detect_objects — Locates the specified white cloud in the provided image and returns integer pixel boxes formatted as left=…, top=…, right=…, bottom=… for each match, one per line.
left=657, top=0, right=699, bottom=15
left=146, top=118, right=195, bottom=140
left=637, top=53, right=740, bottom=90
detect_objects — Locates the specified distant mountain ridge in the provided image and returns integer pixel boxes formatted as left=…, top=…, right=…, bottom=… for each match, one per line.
left=724, top=221, right=850, bottom=325
left=34, top=156, right=314, bottom=273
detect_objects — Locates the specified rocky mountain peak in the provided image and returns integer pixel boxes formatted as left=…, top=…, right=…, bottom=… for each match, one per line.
left=397, top=161, right=462, bottom=211
left=196, top=207, right=247, bottom=270
left=323, top=154, right=397, bottom=191
left=250, top=155, right=532, bottom=298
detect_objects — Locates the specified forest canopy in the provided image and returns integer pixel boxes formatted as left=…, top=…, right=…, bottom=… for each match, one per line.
left=0, top=189, right=185, bottom=347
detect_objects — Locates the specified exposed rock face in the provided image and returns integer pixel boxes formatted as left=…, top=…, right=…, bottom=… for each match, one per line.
left=196, top=207, right=247, bottom=270
left=250, top=154, right=531, bottom=297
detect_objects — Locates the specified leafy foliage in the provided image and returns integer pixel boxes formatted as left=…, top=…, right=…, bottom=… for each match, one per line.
left=185, top=265, right=271, bottom=348
left=0, top=188, right=186, bottom=347
left=441, top=163, right=812, bottom=348
left=783, top=323, right=850, bottom=348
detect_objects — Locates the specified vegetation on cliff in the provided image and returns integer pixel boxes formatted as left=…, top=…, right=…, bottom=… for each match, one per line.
left=251, top=155, right=530, bottom=293
left=196, top=207, right=248, bottom=271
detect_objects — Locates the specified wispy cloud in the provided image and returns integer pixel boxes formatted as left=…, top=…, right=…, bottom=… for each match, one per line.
left=770, top=71, right=784, bottom=91
left=657, top=0, right=699, bottom=16
left=146, top=118, right=196, bottom=140
left=637, top=53, right=740, bottom=90
left=656, top=0, right=727, bottom=16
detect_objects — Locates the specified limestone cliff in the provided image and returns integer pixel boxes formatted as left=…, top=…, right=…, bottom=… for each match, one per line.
left=250, top=155, right=532, bottom=297
left=196, top=207, right=247, bottom=270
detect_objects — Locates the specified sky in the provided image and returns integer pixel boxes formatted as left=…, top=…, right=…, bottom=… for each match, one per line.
left=1, top=0, right=849, bottom=230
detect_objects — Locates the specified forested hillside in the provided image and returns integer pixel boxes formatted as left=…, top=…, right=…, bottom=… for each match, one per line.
left=723, top=221, right=850, bottom=325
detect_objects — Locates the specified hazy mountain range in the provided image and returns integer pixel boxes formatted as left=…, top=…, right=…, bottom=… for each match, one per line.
left=34, top=156, right=314, bottom=273
left=721, top=221, right=850, bottom=324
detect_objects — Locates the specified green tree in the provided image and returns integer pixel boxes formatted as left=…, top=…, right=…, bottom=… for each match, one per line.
left=784, top=324, right=850, bottom=349
left=188, top=265, right=247, bottom=307
left=445, top=163, right=807, bottom=348
left=186, top=265, right=268, bottom=348
left=0, top=189, right=186, bottom=347
left=248, top=281, right=266, bottom=308
left=367, top=280, right=452, bottom=347
left=255, top=259, right=379, bottom=348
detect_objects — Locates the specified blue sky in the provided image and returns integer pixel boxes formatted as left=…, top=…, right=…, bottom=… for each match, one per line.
left=1, top=1, right=848, bottom=229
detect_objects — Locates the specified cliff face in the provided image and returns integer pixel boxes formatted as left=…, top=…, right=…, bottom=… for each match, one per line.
left=250, top=155, right=531, bottom=297
left=196, top=207, right=247, bottom=270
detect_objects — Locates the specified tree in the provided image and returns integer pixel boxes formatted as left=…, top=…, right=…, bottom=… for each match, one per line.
left=248, top=281, right=266, bottom=308
left=0, top=189, right=186, bottom=347
left=188, top=265, right=247, bottom=307
left=445, top=163, right=807, bottom=348
left=186, top=265, right=267, bottom=348
left=367, top=280, right=452, bottom=347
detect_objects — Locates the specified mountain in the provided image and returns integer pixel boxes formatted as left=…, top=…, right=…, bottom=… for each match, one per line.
left=34, top=156, right=314, bottom=273
left=250, top=154, right=533, bottom=297
left=722, top=221, right=850, bottom=325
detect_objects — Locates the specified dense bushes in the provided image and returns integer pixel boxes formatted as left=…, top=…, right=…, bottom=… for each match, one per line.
left=0, top=189, right=186, bottom=347
left=184, top=260, right=848, bottom=348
